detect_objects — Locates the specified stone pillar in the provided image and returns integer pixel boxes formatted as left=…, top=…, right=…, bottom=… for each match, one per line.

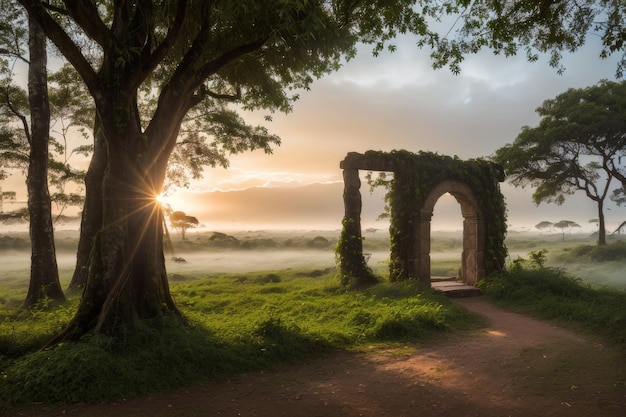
left=416, top=211, right=432, bottom=286
left=389, top=173, right=409, bottom=282
left=338, top=168, right=372, bottom=285
left=343, top=168, right=362, bottom=227
left=462, top=214, right=479, bottom=285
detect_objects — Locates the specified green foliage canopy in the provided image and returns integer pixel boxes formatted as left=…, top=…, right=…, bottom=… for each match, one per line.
left=554, top=220, right=582, bottom=241
left=535, top=221, right=554, bottom=231
left=425, top=0, right=626, bottom=77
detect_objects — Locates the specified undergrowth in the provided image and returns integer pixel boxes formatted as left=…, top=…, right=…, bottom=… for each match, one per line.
left=478, top=251, right=626, bottom=345
left=0, top=269, right=477, bottom=408
left=554, top=240, right=626, bottom=262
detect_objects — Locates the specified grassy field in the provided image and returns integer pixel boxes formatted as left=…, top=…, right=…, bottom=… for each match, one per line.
left=0, top=229, right=475, bottom=406
left=1, top=228, right=625, bottom=407
left=0, top=269, right=479, bottom=406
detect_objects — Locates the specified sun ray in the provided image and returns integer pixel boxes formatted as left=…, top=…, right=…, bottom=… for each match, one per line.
left=155, top=192, right=167, bottom=206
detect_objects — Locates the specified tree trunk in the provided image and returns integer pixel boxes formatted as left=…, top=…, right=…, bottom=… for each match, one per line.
left=68, top=118, right=106, bottom=292
left=597, top=200, right=606, bottom=246
left=23, top=12, right=65, bottom=308
left=51, top=126, right=179, bottom=341
left=48, top=70, right=192, bottom=343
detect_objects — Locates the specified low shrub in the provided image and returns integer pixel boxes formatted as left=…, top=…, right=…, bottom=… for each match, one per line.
left=556, top=241, right=626, bottom=262
left=478, top=260, right=626, bottom=344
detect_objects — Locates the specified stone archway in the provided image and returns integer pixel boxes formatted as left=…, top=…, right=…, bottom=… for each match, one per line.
left=419, top=180, right=485, bottom=286
left=337, top=150, right=506, bottom=288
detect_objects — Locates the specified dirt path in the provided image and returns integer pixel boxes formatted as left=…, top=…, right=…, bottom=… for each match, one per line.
left=8, top=297, right=626, bottom=417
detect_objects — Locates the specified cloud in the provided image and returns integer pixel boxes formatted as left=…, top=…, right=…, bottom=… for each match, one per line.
left=178, top=182, right=348, bottom=230
left=178, top=181, right=414, bottom=231
left=175, top=180, right=612, bottom=234
left=192, top=35, right=623, bottom=231
left=239, top=41, right=620, bottom=167
left=187, top=168, right=342, bottom=192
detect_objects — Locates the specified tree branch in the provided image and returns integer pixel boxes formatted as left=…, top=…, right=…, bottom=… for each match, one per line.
left=17, top=0, right=101, bottom=101
left=170, top=1, right=267, bottom=91
left=3, top=86, right=31, bottom=146
left=63, top=0, right=111, bottom=48
left=197, top=36, right=269, bottom=82
left=42, top=2, right=68, bottom=16
left=140, top=0, right=188, bottom=79
left=0, top=48, right=29, bottom=64
left=148, top=24, right=268, bottom=150
left=199, top=85, right=241, bottom=102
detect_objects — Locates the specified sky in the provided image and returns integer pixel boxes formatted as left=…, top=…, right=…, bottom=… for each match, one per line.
left=1, top=28, right=624, bottom=233
left=172, top=34, right=624, bottom=232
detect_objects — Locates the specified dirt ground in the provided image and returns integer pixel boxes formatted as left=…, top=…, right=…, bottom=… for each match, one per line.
left=6, top=296, right=626, bottom=417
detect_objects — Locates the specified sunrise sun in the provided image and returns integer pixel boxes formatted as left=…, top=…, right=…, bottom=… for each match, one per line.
left=155, top=192, right=168, bottom=206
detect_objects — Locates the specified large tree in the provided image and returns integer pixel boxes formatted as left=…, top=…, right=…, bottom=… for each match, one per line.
left=21, top=0, right=358, bottom=340
left=18, top=0, right=626, bottom=340
left=0, top=1, right=94, bottom=306
left=0, top=2, right=68, bottom=307
left=1, top=63, right=94, bottom=297
left=22, top=9, right=67, bottom=307
left=554, top=220, right=582, bottom=240
left=494, top=80, right=626, bottom=246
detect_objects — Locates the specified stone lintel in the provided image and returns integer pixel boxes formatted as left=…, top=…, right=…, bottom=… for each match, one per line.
left=340, top=151, right=397, bottom=172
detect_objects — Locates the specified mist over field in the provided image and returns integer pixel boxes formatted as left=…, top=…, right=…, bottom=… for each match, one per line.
left=1, top=225, right=625, bottom=290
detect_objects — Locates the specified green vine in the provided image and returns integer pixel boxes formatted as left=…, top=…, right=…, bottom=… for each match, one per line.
left=336, top=218, right=379, bottom=289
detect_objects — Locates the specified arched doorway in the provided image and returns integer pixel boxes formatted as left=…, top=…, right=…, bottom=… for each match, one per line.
left=429, top=193, right=463, bottom=280
left=338, top=150, right=506, bottom=288
left=419, top=180, right=485, bottom=285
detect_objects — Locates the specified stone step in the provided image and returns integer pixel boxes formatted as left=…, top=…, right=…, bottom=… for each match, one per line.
left=431, top=280, right=482, bottom=298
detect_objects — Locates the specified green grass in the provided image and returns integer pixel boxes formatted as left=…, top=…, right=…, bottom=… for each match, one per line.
left=478, top=264, right=626, bottom=345
left=430, top=260, right=461, bottom=277
left=553, top=240, right=626, bottom=262
left=544, top=240, right=626, bottom=290
left=3, top=233, right=626, bottom=408
left=174, top=269, right=476, bottom=348
left=0, top=268, right=479, bottom=408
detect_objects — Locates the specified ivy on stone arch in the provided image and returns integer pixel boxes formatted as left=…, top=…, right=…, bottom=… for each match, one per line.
left=337, top=150, right=507, bottom=288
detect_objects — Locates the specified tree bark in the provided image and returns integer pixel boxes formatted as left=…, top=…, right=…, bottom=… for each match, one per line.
left=23, top=12, right=65, bottom=308
left=68, top=117, right=105, bottom=292
left=96, top=141, right=178, bottom=334
left=51, top=113, right=180, bottom=341
left=597, top=200, right=607, bottom=246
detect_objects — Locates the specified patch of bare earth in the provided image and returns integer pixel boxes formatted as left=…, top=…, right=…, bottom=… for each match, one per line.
left=6, top=297, right=626, bottom=417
